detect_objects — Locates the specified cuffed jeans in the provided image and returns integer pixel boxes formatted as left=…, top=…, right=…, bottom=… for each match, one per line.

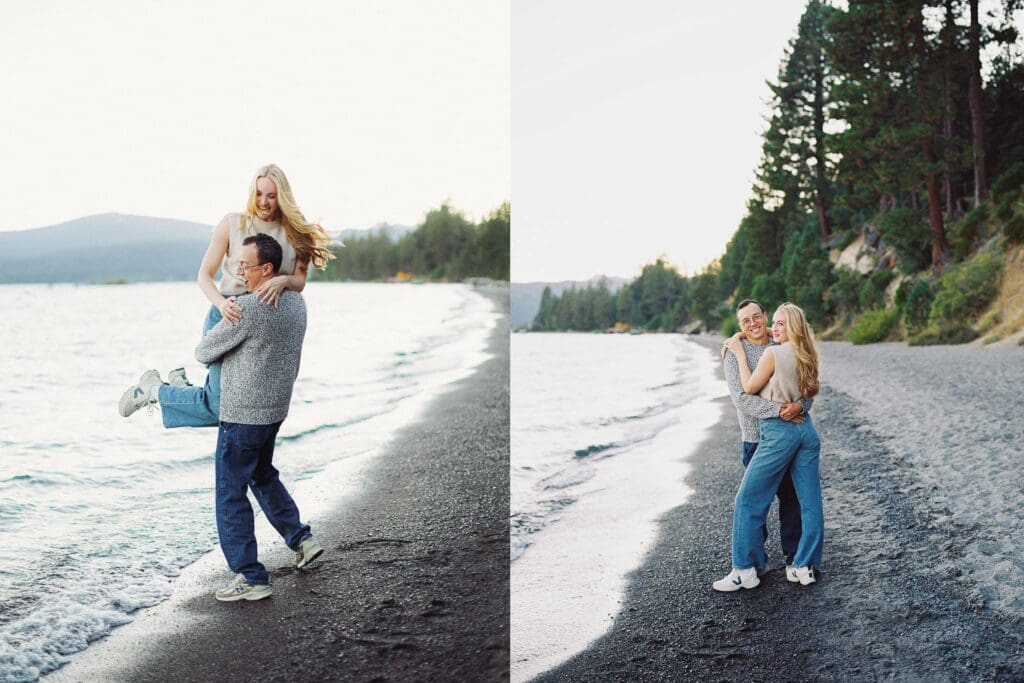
left=742, top=441, right=802, bottom=564
left=215, top=420, right=311, bottom=585
left=733, top=416, right=824, bottom=571
left=157, top=304, right=224, bottom=428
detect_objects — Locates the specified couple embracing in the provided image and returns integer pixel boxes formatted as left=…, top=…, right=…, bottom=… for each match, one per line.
left=713, top=299, right=824, bottom=592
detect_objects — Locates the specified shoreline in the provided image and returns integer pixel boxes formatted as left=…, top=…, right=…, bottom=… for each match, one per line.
left=535, top=335, right=1024, bottom=681
left=49, top=285, right=509, bottom=683
left=510, top=334, right=723, bottom=681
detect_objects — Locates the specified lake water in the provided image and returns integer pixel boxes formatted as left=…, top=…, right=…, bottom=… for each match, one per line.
left=510, top=332, right=724, bottom=681
left=0, top=282, right=500, bottom=682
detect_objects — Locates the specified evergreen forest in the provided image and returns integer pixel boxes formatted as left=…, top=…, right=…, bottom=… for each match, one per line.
left=316, top=202, right=510, bottom=282
left=532, top=0, right=1024, bottom=346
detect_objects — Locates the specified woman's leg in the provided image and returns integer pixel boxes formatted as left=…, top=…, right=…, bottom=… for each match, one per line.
left=156, top=305, right=223, bottom=428
left=789, top=419, right=824, bottom=569
left=731, top=419, right=801, bottom=570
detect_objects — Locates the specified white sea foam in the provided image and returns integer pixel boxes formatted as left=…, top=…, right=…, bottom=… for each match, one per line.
left=510, top=334, right=724, bottom=682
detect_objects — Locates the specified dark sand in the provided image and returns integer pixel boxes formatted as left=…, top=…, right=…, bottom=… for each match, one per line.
left=537, top=336, right=1024, bottom=682
left=121, top=287, right=509, bottom=683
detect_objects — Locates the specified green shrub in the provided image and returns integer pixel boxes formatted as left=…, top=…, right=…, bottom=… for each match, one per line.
left=908, top=323, right=980, bottom=346
left=1005, top=211, right=1024, bottom=244
left=859, top=270, right=896, bottom=310
left=721, top=317, right=740, bottom=337
left=898, top=276, right=936, bottom=334
left=928, top=253, right=1003, bottom=326
left=951, top=205, right=989, bottom=261
left=877, top=208, right=933, bottom=274
left=849, top=308, right=899, bottom=345
left=983, top=333, right=1003, bottom=345
left=991, top=161, right=1024, bottom=201
left=824, top=268, right=866, bottom=318
left=994, top=190, right=1020, bottom=222
left=835, top=229, right=857, bottom=251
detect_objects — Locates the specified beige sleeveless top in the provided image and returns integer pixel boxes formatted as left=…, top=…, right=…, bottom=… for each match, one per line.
left=218, top=213, right=298, bottom=296
left=759, top=343, right=803, bottom=404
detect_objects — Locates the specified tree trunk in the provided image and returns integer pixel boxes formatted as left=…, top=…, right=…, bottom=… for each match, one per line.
left=969, top=0, right=988, bottom=205
left=913, top=3, right=948, bottom=265
left=943, top=0, right=955, bottom=216
left=813, top=41, right=831, bottom=241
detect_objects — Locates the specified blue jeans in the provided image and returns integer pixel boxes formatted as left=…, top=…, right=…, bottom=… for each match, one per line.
left=215, top=420, right=311, bottom=585
left=732, top=416, right=824, bottom=570
left=158, top=304, right=223, bottom=428
left=743, top=441, right=802, bottom=564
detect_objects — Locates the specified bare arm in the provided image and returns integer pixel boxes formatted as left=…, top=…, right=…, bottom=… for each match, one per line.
left=740, top=347, right=775, bottom=395
left=197, top=215, right=242, bottom=323
left=723, top=350, right=784, bottom=419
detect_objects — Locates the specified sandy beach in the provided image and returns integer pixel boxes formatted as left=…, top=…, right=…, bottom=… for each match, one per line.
left=536, top=336, right=1024, bottom=682
left=48, top=286, right=509, bottom=683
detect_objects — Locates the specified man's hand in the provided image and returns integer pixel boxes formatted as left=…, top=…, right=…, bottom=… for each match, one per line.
left=779, top=402, right=805, bottom=423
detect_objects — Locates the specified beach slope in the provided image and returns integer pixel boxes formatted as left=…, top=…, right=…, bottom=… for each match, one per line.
left=537, top=337, right=1024, bottom=682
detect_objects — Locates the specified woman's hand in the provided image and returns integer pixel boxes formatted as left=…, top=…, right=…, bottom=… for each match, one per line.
left=726, top=335, right=746, bottom=356
left=219, top=296, right=243, bottom=324
left=720, top=332, right=746, bottom=359
left=255, top=275, right=289, bottom=308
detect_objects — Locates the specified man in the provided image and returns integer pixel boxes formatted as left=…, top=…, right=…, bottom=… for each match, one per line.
left=194, top=232, right=323, bottom=601
left=718, top=298, right=812, bottom=587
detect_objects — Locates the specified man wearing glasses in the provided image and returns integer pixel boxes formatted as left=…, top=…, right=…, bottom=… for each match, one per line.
left=194, top=232, right=323, bottom=601
left=719, top=299, right=812, bottom=583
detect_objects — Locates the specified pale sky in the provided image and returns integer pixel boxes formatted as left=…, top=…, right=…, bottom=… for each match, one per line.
left=0, top=0, right=509, bottom=232
left=512, top=0, right=809, bottom=282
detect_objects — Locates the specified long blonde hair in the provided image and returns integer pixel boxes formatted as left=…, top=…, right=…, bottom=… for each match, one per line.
left=776, top=302, right=820, bottom=398
left=243, top=164, right=336, bottom=269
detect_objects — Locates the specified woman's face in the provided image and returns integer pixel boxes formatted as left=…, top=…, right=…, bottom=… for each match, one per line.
left=771, top=312, right=788, bottom=344
left=255, top=176, right=280, bottom=221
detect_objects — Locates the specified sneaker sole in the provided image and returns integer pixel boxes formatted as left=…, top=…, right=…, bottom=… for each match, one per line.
left=215, top=587, right=273, bottom=602
left=119, top=386, right=149, bottom=417
left=712, top=576, right=761, bottom=592
left=296, top=546, right=324, bottom=570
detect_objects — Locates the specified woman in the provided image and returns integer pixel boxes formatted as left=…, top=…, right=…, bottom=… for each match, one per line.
left=712, top=302, right=824, bottom=591
left=118, top=164, right=335, bottom=423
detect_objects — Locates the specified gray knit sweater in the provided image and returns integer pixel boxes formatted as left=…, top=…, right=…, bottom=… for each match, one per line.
left=195, top=291, right=307, bottom=425
left=723, top=338, right=814, bottom=443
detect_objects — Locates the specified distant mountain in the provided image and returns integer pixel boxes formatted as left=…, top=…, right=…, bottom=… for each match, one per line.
left=511, top=276, right=632, bottom=328
left=0, top=213, right=214, bottom=284
left=0, top=214, right=416, bottom=284
left=337, top=223, right=415, bottom=243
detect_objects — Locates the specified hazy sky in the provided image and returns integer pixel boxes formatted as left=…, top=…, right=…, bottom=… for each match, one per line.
left=0, top=1, right=509, bottom=232
left=512, top=0, right=811, bottom=282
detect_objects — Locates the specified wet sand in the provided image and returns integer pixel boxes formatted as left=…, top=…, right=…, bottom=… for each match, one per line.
left=536, top=336, right=1024, bottom=682
left=52, top=286, right=509, bottom=683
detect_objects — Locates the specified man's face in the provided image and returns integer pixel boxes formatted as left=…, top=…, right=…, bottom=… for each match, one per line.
left=736, top=303, right=768, bottom=342
left=237, top=243, right=273, bottom=292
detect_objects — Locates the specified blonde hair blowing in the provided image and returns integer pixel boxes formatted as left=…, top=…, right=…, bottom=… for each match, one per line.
left=244, top=164, right=336, bottom=270
left=776, top=302, right=820, bottom=398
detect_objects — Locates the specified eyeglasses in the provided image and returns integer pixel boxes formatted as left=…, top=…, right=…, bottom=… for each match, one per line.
left=236, top=261, right=266, bottom=274
left=739, top=313, right=764, bottom=328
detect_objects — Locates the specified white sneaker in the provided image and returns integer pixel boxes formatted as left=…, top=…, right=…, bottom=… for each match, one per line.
left=167, top=367, right=191, bottom=387
left=118, top=370, right=163, bottom=417
left=294, top=537, right=324, bottom=569
left=712, top=567, right=760, bottom=592
left=786, top=565, right=799, bottom=583
left=794, top=566, right=816, bottom=585
left=215, top=574, right=272, bottom=602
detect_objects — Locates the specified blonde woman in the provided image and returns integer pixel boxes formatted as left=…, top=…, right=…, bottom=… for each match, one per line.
left=713, top=302, right=824, bottom=591
left=119, top=164, right=335, bottom=424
